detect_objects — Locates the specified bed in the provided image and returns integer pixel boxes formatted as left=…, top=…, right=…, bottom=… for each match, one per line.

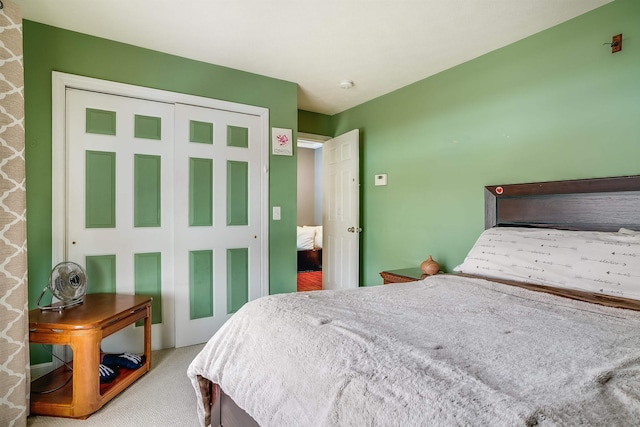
left=188, top=175, right=640, bottom=427
left=297, top=225, right=322, bottom=272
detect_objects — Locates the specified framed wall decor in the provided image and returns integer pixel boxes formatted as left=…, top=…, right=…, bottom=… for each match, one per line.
left=272, top=127, right=293, bottom=156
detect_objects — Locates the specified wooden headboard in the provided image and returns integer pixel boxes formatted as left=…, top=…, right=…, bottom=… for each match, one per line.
left=484, top=175, right=640, bottom=231
left=480, top=175, right=640, bottom=311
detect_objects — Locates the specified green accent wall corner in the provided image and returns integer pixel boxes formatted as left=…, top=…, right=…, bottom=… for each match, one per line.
left=298, top=109, right=331, bottom=136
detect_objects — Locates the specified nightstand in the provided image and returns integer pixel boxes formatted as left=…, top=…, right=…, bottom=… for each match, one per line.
left=29, top=294, right=152, bottom=419
left=379, top=268, right=426, bottom=284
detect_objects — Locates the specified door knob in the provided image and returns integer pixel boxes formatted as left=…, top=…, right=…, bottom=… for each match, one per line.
left=347, top=227, right=355, bottom=233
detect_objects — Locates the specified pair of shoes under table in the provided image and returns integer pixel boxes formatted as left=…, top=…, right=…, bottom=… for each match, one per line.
left=99, top=353, right=145, bottom=383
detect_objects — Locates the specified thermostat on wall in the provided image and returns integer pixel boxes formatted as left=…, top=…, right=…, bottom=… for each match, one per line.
left=375, top=174, right=387, bottom=186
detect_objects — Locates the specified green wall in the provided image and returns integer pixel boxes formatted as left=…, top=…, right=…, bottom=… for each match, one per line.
left=298, top=109, right=332, bottom=136
left=24, top=21, right=298, bottom=361
left=331, top=0, right=640, bottom=286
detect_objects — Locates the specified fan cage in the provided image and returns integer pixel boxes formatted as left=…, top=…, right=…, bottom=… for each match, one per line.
left=37, top=261, right=87, bottom=311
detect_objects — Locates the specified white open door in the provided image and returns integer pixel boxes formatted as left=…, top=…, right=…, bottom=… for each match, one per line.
left=322, top=129, right=360, bottom=290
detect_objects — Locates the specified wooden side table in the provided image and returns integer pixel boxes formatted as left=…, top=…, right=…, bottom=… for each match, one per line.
left=29, top=293, right=152, bottom=419
left=379, top=268, right=426, bottom=284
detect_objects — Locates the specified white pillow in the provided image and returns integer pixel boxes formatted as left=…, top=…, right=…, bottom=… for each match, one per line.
left=454, top=227, right=640, bottom=300
left=297, top=226, right=315, bottom=250
left=308, top=225, right=322, bottom=249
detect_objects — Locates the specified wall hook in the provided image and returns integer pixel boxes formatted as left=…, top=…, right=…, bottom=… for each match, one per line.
left=604, top=34, right=623, bottom=53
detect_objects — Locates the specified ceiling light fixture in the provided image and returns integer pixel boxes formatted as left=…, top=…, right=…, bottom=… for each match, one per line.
left=339, top=80, right=354, bottom=89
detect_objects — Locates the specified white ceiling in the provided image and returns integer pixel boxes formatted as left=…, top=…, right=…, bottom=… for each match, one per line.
left=15, top=0, right=612, bottom=115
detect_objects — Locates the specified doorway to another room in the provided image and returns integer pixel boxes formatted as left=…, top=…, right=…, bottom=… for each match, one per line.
left=296, top=134, right=327, bottom=291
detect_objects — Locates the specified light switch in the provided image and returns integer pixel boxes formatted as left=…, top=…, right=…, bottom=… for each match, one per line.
left=375, top=174, right=387, bottom=186
left=273, top=206, right=281, bottom=220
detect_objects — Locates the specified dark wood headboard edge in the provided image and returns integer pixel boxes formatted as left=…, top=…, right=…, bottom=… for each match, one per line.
left=484, top=175, right=640, bottom=230
left=485, top=175, right=640, bottom=198
left=484, top=188, right=497, bottom=229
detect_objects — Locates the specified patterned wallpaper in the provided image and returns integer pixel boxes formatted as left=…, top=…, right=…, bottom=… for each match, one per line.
left=0, top=1, right=29, bottom=425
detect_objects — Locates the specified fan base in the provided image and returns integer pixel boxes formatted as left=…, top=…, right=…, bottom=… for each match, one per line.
left=37, top=288, right=85, bottom=311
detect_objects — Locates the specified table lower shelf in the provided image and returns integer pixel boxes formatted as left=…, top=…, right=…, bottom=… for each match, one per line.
left=31, top=361, right=150, bottom=418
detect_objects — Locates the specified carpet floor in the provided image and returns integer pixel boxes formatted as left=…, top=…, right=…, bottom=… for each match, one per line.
left=27, top=344, right=205, bottom=427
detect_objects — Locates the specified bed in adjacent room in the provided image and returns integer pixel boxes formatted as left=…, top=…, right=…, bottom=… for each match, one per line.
left=188, top=175, right=640, bottom=427
left=297, top=225, right=323, bottom=272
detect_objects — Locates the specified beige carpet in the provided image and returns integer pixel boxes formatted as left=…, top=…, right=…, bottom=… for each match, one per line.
left=27, top=344, right=205, bottom=427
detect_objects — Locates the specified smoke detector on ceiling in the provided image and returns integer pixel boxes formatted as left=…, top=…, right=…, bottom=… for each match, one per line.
left=339, top=80, right=354, bottom=89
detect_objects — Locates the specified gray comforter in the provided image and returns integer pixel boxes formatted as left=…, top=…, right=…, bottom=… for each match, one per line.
left=188, top=274, right=640, bottom=426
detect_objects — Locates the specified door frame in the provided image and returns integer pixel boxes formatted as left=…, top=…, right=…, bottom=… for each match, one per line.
left=51, top=71, right=270, bottom=315
left=297, top=132, right=330, bottom=226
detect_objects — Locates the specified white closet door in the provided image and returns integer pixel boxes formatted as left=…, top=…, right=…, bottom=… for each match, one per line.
left=63, top=84, right=268, bottom=352
left=66, top=89, right=175, bottom=351
left=173, top=104, right=264, bottom=347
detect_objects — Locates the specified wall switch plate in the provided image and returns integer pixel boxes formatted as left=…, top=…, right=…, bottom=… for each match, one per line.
left=273, top=206, right=281, bottom=220
left=375, top=174, right=387, bottom=186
